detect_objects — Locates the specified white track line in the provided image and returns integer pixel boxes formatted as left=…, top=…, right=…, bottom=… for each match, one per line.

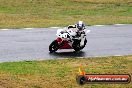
left=113, top=55, right=122, bottom=56
left=50, top=27, right=61, bottom=28
left=0, top=24, right=129, bottom=31
left=23, top=28, right=34, bottom=29
left=94, top=25, right=105, bottom=26
left=1, top=29, right=10, bottom=30
left=114, top=24, right=125, bottom=26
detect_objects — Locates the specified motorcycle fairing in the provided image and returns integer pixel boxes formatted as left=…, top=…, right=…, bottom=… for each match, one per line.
left=56, top=38, right=72, bottom=49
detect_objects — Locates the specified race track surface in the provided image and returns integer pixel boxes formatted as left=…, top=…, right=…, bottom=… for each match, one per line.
left=0, top=24, right=132, bottom=62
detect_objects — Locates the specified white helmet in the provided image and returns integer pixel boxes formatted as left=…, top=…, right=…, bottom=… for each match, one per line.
left=76, top=21, right=85, bottom=30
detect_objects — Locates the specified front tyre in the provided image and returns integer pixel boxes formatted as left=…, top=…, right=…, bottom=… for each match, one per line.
left=49, top=40, right=59, bottom=53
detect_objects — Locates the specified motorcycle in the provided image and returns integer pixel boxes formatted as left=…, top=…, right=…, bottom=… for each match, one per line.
left=49, top=27, right=90, bottom=53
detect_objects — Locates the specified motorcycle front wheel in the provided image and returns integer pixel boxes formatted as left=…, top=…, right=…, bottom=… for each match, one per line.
left=49, top=40, right=59, bottom=53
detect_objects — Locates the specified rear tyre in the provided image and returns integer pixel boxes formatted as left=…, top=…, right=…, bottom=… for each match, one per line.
left=49, top=40, right=59, bottom=53
left=72, top=38, right=87, bottom=52
left=72, top=39, right=81, bottom=52
left=80, top=38, right=87, bottom=50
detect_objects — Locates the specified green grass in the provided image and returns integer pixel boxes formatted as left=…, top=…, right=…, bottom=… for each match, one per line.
left=0, top=0, right=132, bottom=28
left=0, top=56, right=132, bottom=88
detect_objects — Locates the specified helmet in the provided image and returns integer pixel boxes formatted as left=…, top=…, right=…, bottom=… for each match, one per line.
left=76, top=21, right=85, bottom=30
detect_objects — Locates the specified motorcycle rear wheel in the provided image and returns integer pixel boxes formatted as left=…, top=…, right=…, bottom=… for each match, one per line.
left=73, top=38, right=87, bottom=52
left=49, top=40, right=59, bottom=53
left=80, top=38, right=87, bottom=50
left=72, top=40, right=81, bottom=52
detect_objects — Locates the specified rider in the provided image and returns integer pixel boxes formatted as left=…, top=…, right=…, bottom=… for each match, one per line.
left=68, top=21, right=86, bottom=46
left=76, top=21, right=86, bottom=38
left=68, top=21, right=86, bottom=37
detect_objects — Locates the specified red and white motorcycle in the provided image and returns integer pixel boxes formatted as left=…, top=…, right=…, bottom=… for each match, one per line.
left=49, top=26, right=90, bottom=53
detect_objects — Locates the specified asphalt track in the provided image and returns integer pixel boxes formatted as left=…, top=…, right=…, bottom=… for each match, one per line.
left=0, top=24, right=132, bottom=62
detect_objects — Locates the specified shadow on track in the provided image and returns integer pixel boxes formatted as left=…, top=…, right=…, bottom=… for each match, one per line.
left=49, top=51, right=86, bottom=58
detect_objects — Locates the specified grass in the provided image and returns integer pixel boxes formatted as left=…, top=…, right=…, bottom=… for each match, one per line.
left=0, top=0, right=132, bottom=28
left=0, top=56, right=132, bottom=88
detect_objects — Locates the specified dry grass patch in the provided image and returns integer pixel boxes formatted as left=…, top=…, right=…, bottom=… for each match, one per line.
left=0, top=56, right=132, bottom=88
left=71, top=0, right=132, bottom=4
left=0, top=0, right=131, bottom=28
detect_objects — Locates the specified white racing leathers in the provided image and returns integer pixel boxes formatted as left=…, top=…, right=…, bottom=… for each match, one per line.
left=65, top=27, right=89, bottom=47
left=75, top=29, right=87, bottom=47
